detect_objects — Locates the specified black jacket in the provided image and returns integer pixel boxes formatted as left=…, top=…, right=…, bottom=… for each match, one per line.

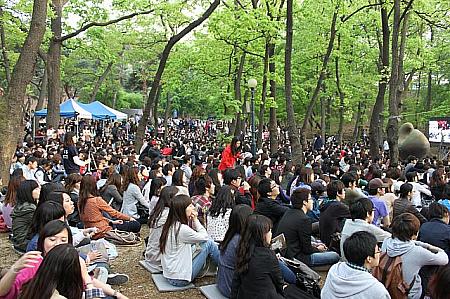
left=319, top=200, right=350, bottom=247
left=230, top=246, right=284, bottom=299
left=234, top=188, right=252, bottom=207
left=419, top=218, right=450, bottom=257
left=276, top=208, right=319, bottom=265
left=393, top=198, right=427, bottom=224
left=255, top=197, right=289, bottom=231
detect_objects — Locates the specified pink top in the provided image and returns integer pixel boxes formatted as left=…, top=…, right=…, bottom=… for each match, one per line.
left=0, top=257, right=42, bottom=299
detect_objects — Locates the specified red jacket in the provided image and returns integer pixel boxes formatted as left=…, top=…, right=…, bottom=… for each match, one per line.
left=218, top=145, right=240, bottom=171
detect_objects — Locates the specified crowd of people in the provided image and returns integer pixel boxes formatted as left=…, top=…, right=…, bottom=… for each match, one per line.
left=1, top=116, right=450, bottom=299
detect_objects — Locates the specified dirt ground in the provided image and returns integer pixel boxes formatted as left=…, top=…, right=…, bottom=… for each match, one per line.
left=0, top=226, right=212, bottom=299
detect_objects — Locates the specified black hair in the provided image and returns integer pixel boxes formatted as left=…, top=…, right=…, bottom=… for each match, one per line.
left=19, top=244, right=83, bottom=299
left=406, top=171, right=418, bottom=182
left=341, top=172, right=357, bottom=188
left=290, top=187, right=311, bottom=209
left=28, top=201, right=65, bottom=238
left=223, top=168, right=240, bottom=185
left=235, top=214, right=272, bottom=274
left=172, top=169, right=185, bottom=187
left=429, top=264, right=450, bottom=299
left=162, top=163, right=174, bottom=176
left=399, top=183, right=413, bottom=199
left=349, top=197, right=374, bottom=220
left=220, top=204, right=253, bottom=253
left=257, top=178, right=272, bottom=198
left=38, top=182, right=65, bottom=206
left=428, top=202, right=449, bottom=220
left=148, top=186, right=179, bottom=228
left=208, top=185, right=235, bottom=217
left=149, top=177, right=167, bottom=198
left=37, top=220, right=73, bottom=254
left=343, top=231, right=378, bottom=266
left=327, top=180, right=345, bottom=199
left=16, top=180, right=39, bottom=206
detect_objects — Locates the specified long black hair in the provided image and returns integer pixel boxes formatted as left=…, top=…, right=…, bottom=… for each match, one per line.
left=37, top=182, right=65, bottom=206
left=19, top=244, right=83, bottom=299
left=172, top=169, right=185, bottom=187
left=220, top=204, right=253, bottom=253
left=208, top=185, right=235, bottom=217
left=28, top=201, right=65, bottom=239
left=16, top=180, right=39, bottom=206
left=149, top=177, right=167, bottom=198
left=235, top=214, right=272, bottom=274
left=159, top=195, right=192, bottom=254
left=148, top=186, right=178, bottom=228
left=230, top=136, right=242, bottom=156
left=37, top=220, right=73, bottom=254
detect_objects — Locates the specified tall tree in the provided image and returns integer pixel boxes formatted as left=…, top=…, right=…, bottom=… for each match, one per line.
left=0, top=0, right=48, bottom=182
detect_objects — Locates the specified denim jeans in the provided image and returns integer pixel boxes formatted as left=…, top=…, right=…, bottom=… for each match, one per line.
left=167, top=239, right=219, bottom=287
left=310, top=251, right=340, bottom=266
left=278, top=259, right=296, bottom=284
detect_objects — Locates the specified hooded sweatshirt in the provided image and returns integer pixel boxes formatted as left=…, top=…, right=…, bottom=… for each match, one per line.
left=381, top=238, right=448, bottom=299
left=321, top=262, right=390, bottom=299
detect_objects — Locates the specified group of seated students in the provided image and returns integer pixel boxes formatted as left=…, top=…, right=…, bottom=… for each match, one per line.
left=4, top=146, right=450, bottom=299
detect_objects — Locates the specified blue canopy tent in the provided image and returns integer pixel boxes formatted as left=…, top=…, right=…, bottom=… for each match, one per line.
left=34, top=99, right=93, bottom=119
left=78, top=101, right=127, bottom=120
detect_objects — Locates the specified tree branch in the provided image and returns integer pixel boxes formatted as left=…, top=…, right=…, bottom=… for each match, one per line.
left=398, top=0, right=414, bottom=25
left=341, top=2, right=383, bottom=23
left=59, top=9, right=155, bottom=42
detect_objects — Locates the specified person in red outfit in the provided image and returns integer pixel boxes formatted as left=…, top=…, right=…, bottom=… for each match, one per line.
left=218, top=137, right=242, bottom=172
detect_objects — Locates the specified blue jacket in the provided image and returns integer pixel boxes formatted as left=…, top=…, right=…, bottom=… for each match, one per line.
left=419, top=218, right=450, bottom=257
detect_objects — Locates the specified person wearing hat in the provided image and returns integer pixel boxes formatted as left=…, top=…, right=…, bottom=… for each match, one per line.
left=367, top=178, right=390, bottom=228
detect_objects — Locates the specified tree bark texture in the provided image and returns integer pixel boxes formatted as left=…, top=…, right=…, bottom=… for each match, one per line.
left=0, top=7, right=11, bottom=83
left=257, top=41, right=269, bottom=149
left=135, top=0, right=220, bottom=150
left=335, top=34, right=345, bottom=145
left=268, top=42, right=278, bottom=154
left=233, top=52, right=246, bottom=137
left=284, top=0, right=302, bottom=164
left=0, top=0, right=48, bottom=184
left=90, top=62, right=113, bottom=103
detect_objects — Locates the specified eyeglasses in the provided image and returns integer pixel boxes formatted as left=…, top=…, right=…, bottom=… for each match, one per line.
left=270, top=185, right=278, bottom=189
left=374, top=250, right=382, bottom=255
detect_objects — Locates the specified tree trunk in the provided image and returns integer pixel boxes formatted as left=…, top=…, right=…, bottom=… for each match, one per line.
left=353, top=99, right=363, bottom=143
left=90, top=62, right=113, bottom=102
left=386, top=0, right=402, bottom=165
left=320, top=97, right=326, bottom=144
left=112, top=90, right=117, bottom=109
left=257, top=41, right=269, bottom=149
left=425, top=28, right=433, bottom=111
left=0, top=7, right=11, bottom=84
left=36, top=67, right=48, bottom=111
left=300, top=10, right=338, bottom=145
left=135, top=0, right=220, bottom=150
left=268, top=41, right=278, bottom=153
left=163, top=92, right=171, bottom=140
left=153, top=84, right=161, bottom=127
left=369, top=3, right=389, bottom=158
left=233, top=52, right=246, bottom=137
left=326, top=96, right=332, bottom=136
left=0, top=0, right=48, bottom=184
left=284, top=0, right=302, bottom=164
left=46, top=0, right=63, bottom=129
left=335, top=34, right=345, bottom=145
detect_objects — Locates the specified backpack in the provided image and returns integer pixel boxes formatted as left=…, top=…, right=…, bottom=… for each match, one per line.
left=372, top=252, right=416, bottom=299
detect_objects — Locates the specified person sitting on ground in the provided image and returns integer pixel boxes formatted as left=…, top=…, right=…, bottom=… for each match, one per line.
left=1, top=174, right=25, bottom=230
left=144, top=186, right=178, bottom=272
left=78, top=175, right=140, bottom=239
left=207, top=185, right=235, bottom=242
left=65, top=173, right=82, bottom=227
left=366, top=178, right=390, bottom=227
left=340, top=197, right=391, bottom=259
left=11, top=180, right=41, bottom=252
left=428, top=264, right=450, bottom=299
left=99, top=173, right=123, bottom=212
left=191, top=175, right=215, bottom=225
left=419, top=202, right=450, bottom=257
left=146, top=177, right=167, bottom=215
left=160, top=195, right=220, bottom=287
left=277, top=187, right=340, bottom=267
left=34, top=159, right=53, bottom=185
left=319, top=180, right=351, bottom=253
left=21, top=156, right=38, bottom=181
left=230, top=214, right=285, bottom=299
left=254, top=178, right=288, bottom=232
left=217, top=204, right=253, bottom=297
left=380, top=213, right=448, bottom=299
left=393, top=183, right=427, bottom=224
left=321, top=231, right=390, bottom=299
left=121, top=166, right=149, bottom=224
left=162, top=163, right=174, bottom=187
left=171, top=169, right=190, bottom=196
left=223, top=168, right=252, bottom=206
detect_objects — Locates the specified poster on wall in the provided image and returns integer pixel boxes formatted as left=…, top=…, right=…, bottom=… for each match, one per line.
left=429, top=118, right=450, bottom=143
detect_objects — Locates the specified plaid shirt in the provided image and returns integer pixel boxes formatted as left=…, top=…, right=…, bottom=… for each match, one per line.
left=84, top=288, right=106, bottom=299
left=192, top=195, right=212, bottom=224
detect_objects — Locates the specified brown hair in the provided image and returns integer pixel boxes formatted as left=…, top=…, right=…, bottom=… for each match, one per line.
left=4, top=175, right=25, bottom=206
left=65, top=173, right=82, bottom=193
left=78, top=175, right=99, bottom=214
left=391, top=213, right=420, bottom=241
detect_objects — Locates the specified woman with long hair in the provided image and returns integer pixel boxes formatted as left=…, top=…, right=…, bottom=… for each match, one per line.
left=430, top=168, right=447, bottom=200
left=121, top=166, right=149, bottom=224
left=188, top=166, right=207, bottom=196
left=217, top=204, right=253, bottom=297
left=218, top=136, right=242, bottom=172
left=207, top=168, right=223, bottom=196
left=65, top=173, right=82, bottom=227
left=147, top=177, right=167, bottom=215
left=19, top=244, right=84, bottom=299
left=1, top=174, right=25, bottom=229
left=62, top=131, right=90, bottom=175
left=99, top=173, right=123, bottom=211
left=159, top=195, right=219, bottom=287
left=144, top=186, right=179, bottom=272
left=206, top=185, right=235, bottom=242
left=231, top=214, right=285, bottom=298
left=11, top=180, right=41, bottom=252
left=78, top=175, right=140, bottom=238
left=171, top=169, right=189, bottom=196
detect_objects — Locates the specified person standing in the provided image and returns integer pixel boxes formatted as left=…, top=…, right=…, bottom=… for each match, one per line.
left=62, top=132, right=90, bottom=175
left=218, top=137, right=242, bottom=172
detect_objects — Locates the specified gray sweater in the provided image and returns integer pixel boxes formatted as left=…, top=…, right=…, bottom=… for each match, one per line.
left=121, top=183, right=149, bottom=219
left=381, top=238, right=448, bottom=299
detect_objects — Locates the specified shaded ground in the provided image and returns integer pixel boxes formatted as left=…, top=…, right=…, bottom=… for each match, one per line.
left=0, top=226, right=211, bottom=299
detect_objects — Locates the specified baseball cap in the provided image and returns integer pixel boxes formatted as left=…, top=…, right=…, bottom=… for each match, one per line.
left=368, top=178, right=388, bottom=190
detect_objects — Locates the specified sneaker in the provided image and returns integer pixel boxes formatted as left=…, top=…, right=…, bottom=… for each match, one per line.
left=106, top=273, right=129, bottom=285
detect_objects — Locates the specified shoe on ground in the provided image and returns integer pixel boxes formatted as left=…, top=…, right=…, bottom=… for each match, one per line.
left=106, top=273, right=129, bottom=285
